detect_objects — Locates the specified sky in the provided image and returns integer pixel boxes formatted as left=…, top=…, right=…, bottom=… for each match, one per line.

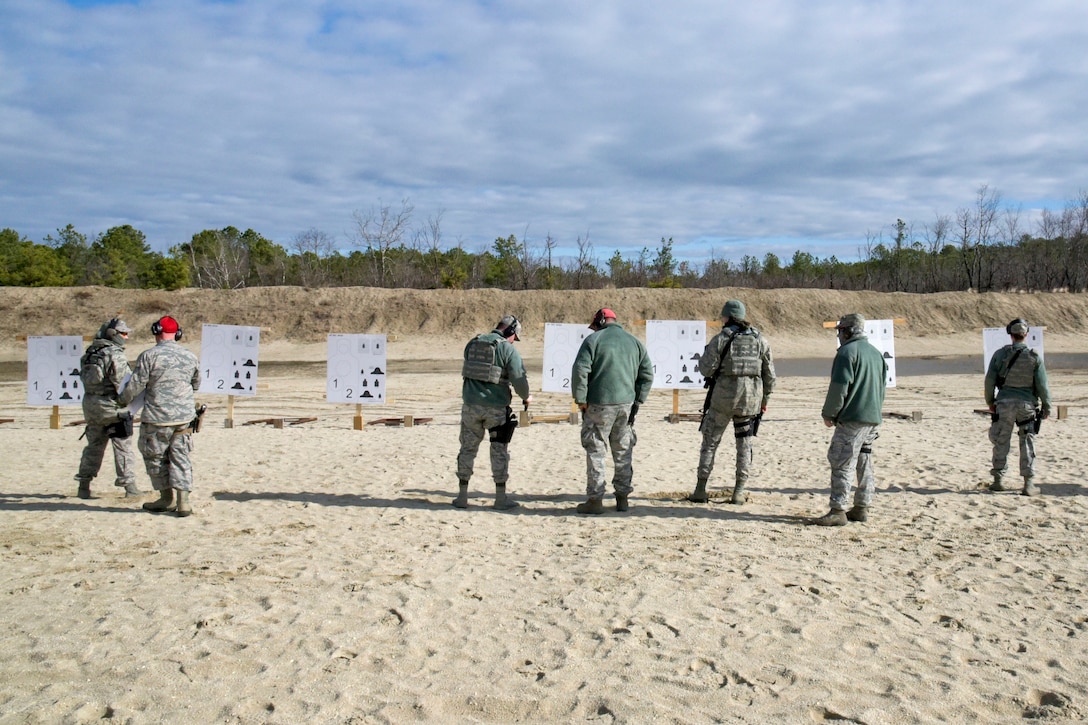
left=2, top=0, right=1088, bottom=266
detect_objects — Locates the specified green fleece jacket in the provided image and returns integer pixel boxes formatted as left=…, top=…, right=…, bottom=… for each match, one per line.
left=821, top=334, right=887, bottom=425
left=571, top=323, right=653, bottom=406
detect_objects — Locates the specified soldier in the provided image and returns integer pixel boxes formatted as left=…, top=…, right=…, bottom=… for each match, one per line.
left=985, top=318, right=1051, bottom=496
left=74, top=318, right=142, bottom=499
left=454, top=315, right=532, bottom=510
left=118, top=316, right=201, bottom=517
left=812, top=313, right=887, bottom=526
left=687, top=300, right=776, bottom=505
left=571, top=308, right=654, bottom=514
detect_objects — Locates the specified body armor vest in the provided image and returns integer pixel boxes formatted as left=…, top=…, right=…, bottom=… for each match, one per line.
left=1001, top=348, right=1037, bottom=389
left=722, top=330, right=762, bottom=376
left=462, top=335, right=505, bottom=384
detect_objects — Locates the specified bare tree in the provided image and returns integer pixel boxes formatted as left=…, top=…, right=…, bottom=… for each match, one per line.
left=291, top=228, right=336, bottom=287
left=572, top=234, right=597, bottom=289
left=352, top=198, right=414, bottom=287
left=956, top=185, right=1001, bottom=291
left=411, top=209, right=446, bottom=289
left=922, top=214, right=951, bottom=292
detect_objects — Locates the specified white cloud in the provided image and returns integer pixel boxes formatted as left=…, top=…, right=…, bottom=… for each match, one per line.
left=2, top=0, right=1087, bottom=264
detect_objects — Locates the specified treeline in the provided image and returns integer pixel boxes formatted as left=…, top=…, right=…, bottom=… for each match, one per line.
left=3, top=187, right=1087, bottom=293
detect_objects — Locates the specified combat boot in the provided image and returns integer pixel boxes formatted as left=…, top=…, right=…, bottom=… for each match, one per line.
left=493, top=484, right=519, bottom=510
left=988, top=475, right=1013, bottom=492
left=812, top=508, right=847, bottom=527
left=175, top=489, right=192, bottom=517
left=452, top=480, right=469, bottom=508
left=686, top=478, right=709, bottom=503
left=122, top=482, right=144, bottom=497
left=143, top=488, right=175, bottom=512
left=846, top=505, right=868, bottom=522
left=615, top=494, right=629, bottom=512
left=576, top=498, right=604, bottom=515
left=77, top=480, right=92, bottom=499
left=1021, top=477, right=1040, bottom=497
left=730, top=482, right=748, bottom=505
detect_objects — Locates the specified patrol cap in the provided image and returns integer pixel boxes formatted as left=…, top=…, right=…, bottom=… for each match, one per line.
left=110, top=318, right=132, bottom=334
left=835, top=313, right=866, bottom=331
left=1007, top=319, right=1029, bottom=336
left=496, top=315, right=522, bottom=341
left=721, top=300, right=746, bottom=322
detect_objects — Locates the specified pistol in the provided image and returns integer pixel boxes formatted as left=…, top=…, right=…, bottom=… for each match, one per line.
left=191, top=404, right=208, bottom=433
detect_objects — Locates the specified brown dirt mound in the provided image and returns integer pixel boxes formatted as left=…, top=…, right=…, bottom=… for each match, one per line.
left=2, top=286, right=1086, bottom=343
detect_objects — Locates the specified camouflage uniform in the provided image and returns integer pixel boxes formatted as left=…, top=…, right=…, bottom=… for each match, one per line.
left=697, top=323, right=776, bottom=490
left=119, top=340, right=200, bottom=493
left=457, top=329, right=531, bottom=486
left=75, top=325, right=138, bottom=490
left=985, top=340, right=1051, bottom=484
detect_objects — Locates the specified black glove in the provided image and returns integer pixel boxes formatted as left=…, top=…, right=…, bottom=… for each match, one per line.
left=627, top=402, right=640, bottom=426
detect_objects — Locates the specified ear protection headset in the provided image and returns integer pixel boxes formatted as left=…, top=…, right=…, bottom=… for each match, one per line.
left=1006, top=318, right=1028, bottom=335
left=151, top=316, right=183, bottom=341
left=590, top=309, right=613, bottom=331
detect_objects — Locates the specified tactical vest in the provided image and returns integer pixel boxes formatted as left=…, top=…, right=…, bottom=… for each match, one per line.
left=1001, top=347, right=1037, bottom=390
left=80, top=344, right=113, bottom=396
left=462, top=335, right=505, bottom=384
left=722, top=330, right=763, bottom=377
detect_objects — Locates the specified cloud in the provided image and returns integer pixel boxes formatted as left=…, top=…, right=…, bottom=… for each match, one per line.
left=2, top=0, right=1088, bottom=264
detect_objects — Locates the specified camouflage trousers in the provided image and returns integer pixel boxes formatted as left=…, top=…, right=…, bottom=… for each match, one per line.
left=137, top=422, right=194, bottom=492
left=697, top=408, right=756, bottom=484
left=828, top=421, right=880, bottom=510
left=989, top=399, right=1037, bottom=479
left=581, top=403, right=636, bottom=498
left=457, top=404, right=513, bottom=484
left=76, top=420, right=137, bottom=486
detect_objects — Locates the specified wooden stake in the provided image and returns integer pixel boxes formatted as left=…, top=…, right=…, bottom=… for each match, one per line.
left=353, top=403, right=364, bottom=430
left=50, top=405, right=61, bottom=430
left=225, top=395, right=235, bottom=428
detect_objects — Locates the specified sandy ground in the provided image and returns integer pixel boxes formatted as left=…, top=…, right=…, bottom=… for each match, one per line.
left=1, top=332, right=1086, bottom=724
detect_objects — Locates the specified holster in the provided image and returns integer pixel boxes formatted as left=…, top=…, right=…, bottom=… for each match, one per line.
left=489, top=407, right=518, bottom=444
left=106, top=411, right=133, bottom=439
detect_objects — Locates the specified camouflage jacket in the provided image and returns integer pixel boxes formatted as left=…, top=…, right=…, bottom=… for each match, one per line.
left=119, top=341, right=200, bottom=426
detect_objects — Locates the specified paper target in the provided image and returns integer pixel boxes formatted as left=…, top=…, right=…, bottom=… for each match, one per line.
left=26, top=336, right=84, bottom=406
left=983, top=326, right=1044, bottom=373
left=199, top=324, right=260, bottom=396
left=542, top=323, right=592, bottom=393
left=327, top=333, right=386, bottom=404
left=646, top=320, right=706, bottom=389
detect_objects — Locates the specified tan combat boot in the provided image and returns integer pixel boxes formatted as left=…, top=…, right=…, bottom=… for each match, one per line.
left=175, top=489, right=192, bottom=517
left=812, top=508, right=847, bottom=527
left=576, top=498, right=604, bottom=515
left=143, top=488, right=175, bottom=512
